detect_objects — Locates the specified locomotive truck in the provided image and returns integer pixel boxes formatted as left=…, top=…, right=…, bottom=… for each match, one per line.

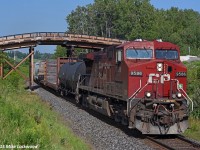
left=35, top=39, right=193, bottom=134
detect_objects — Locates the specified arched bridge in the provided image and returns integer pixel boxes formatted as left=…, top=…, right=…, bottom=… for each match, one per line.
left=0, top=32, right=125, bottom=89
left=0, top=32, right=125, bottom=50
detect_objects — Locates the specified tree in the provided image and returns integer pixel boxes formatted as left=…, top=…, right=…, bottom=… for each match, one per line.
left=66, top=0, right=200, bottom=55
left=34, top=50, right=41, bottom=59
left=0, top=51, right=7, bottom=64
left=53, top=46, right=67, bottom=58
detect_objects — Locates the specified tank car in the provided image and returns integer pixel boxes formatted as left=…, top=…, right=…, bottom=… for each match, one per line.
left=58, top=61, right=86, bottom=95
left=76, top=39, right=193, bottom=134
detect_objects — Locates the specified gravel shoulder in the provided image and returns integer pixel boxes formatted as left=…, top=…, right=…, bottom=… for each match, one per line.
left=34, top=86, right=152, bottom=150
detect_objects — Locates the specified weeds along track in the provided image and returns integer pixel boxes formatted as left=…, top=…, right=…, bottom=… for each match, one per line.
left=144, top=135, right=200, bottom=150
left=34, top=84, right=200, bottom=150
left=34, top=84, right=151, bottom=150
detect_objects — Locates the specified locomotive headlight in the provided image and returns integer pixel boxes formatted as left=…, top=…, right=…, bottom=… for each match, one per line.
left=146, top=92, right=151, bottom=98
left=157, top=63, right=163, bottom=72
left=177, top=92, right=182, bottom=98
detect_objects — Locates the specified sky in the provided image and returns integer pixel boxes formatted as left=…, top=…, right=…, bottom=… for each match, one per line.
left=151, top=0, right=200, bottom=12
left=0, top=0, right=200, bottom=53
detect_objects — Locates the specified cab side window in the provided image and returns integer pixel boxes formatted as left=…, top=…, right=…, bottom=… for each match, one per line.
left=116, top=49, right=122, bottom=63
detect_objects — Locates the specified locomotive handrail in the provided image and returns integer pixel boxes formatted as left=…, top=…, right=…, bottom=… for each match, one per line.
left=127, top=79, right=148, bottom=112
left=171, top=79, right=193, bottom=111
left=181, top=89, right=193, bottom=111
left=128, top=80, right=142, bottom=101
left=127, top=78, right=194, bottom=114
left=127, top=80, right=150, bottom=116
left=127, top=79, right=142, bottom=115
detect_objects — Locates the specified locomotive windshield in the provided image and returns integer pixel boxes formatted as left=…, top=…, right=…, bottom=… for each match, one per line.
left=155, top=50, right=178, bottom=60
left=126, top=49, right=152, bottom=59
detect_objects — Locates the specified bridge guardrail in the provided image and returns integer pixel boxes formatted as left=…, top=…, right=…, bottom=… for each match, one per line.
left=0, top=32, right=126, bottom=50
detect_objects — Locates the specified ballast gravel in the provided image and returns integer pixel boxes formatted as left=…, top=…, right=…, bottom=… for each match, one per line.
left=34, top=87, right=152, bottom=150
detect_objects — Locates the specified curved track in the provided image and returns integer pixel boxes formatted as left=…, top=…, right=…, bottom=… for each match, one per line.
left=36, top=83, right=200, bottom=150
left=144, top=135, right=200, bottom=150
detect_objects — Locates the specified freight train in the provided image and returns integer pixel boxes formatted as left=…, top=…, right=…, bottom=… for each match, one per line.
left=34, top=39, right=193, bottom=134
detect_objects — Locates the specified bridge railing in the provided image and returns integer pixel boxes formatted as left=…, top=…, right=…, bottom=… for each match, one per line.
left=0, top=32, right=124, bottom=43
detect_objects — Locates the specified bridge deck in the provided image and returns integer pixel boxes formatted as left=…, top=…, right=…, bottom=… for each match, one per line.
left=0, top=32, right=125, bottom=50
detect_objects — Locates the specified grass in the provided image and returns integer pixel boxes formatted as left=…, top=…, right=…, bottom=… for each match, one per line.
left=0, top=73, right=90, bottom=150
left=184, top=118, right=200, bottom=141
left=182, top=61, right=200, bottom=141
left=2, top=60, right=200, bottom=146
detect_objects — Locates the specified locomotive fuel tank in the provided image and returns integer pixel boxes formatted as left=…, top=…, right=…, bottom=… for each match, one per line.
left=59, top=62, right=86, bottom=91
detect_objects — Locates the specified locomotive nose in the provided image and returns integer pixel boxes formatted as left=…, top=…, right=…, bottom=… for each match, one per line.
left=145, top=60, right=185, bottom=99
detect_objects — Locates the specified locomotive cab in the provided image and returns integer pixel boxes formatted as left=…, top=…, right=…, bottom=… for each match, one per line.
left=123, top=40, right=190, bottom=134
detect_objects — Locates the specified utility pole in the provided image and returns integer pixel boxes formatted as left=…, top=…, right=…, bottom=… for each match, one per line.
left=13, top=50, right=16, bottom=64
left=188, top=46, right=191, bottom=56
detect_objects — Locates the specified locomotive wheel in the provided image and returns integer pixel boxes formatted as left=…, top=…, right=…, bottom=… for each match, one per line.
left=75, top=96, right=80, bottom=104
left=82, top=94, right=89, bottom=108
left=75, top=94, right=83, bottom=107
left=114, top=114, right=121, bottom=123
left=60, top=90, right=65, bottom=97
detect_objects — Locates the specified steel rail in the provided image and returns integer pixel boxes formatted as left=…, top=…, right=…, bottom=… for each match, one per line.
left=177, top=135, right=200, bottom=149
left=146, top=136, right=174, bottom=150
left=145, top=135, right=200, bottom=150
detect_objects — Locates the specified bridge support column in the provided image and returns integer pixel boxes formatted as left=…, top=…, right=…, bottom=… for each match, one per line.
left=29, top=47, right=34, bottom=90
left=0, top=63, right=3, bottom=79
left=0, top=51, right=4, bottom=79
left=0, top=51, right=3, bottom=79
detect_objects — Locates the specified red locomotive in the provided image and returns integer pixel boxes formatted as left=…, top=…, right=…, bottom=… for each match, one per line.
left=35, top=39, right=192, bottom=134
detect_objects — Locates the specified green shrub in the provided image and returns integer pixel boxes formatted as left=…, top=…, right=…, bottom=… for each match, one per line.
left=0, top=73, right=90, bottom=149
left=185, top=61, right=200, bottom=119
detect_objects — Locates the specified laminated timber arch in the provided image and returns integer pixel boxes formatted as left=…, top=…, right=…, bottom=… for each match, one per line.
left=0, top=32, right=124, bottom=50
left=0, top=32, right=125, bottom=89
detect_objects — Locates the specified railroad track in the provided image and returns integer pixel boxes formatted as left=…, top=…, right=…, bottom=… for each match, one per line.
left=144, top=135, right=200, bottom=150
left=35, top=84, right=200, bottom=150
